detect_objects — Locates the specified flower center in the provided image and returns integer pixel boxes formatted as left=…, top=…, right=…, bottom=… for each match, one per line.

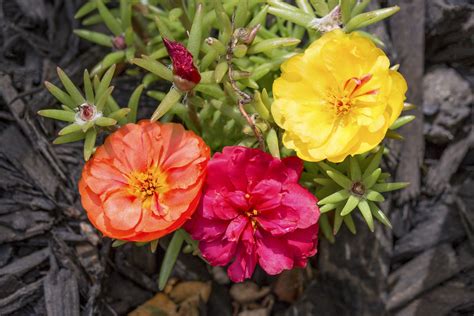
left=351, top=181, right=365, bottom=196
left=330, top=74, right=378, bottom=115
left=128, top=168, right=167, bottom=201
left=76, top=103, right=102, bottom=124
left=245, top=209, right=259, bottom=229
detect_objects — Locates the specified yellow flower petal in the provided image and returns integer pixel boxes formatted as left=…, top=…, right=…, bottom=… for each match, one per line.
left=271, top=30, right=408, bottom=162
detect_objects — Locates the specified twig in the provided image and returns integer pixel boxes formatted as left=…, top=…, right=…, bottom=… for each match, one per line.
left=226, top=16, right=265, bottom=151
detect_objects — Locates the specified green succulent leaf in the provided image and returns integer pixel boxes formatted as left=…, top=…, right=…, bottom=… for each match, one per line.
left=358, top=199, right=374, bottom=232
left=340, top=194, right=360, bottom=216
left=57, top=68, right=85, bottom=105
left=74, top=29, right=113, bottom=47
left=53, top=131, right=85, bottom=144
left=96, top=0, right=123, bottom=36
left=38, top=109, right=76, bottom=122
left=44, top=81, right=76, bottom=109
left=159, top=230, right=185, bottom=290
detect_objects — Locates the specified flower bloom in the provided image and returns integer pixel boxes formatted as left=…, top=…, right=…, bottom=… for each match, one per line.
left=79, top=121, right=210, bottom=242
left=272, top=30, right=407, bottom=162
left=163, top=38, right=201, bottom=91
left=186, top=146, right=319, bottom=282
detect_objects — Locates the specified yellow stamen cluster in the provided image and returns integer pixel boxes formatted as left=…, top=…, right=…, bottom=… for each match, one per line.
left=128, top=168, right=167, bottom=204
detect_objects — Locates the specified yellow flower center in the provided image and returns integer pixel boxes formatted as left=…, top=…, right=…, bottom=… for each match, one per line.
left=330, top=74, right=378, bottom=115
left=128, top=168, right=168, bottom=205
left=244, top=209, right=259, bottom=229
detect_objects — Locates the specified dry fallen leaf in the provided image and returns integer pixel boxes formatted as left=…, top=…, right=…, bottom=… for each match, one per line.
left=230, top=282, right=271, bottom=304
left=169, top=281, right=212, bottom=304
left=128, top=292, right=177, bottom=316
left=273, top=269, right=304, bottom=303
left=238, top=308, right=268, bottom=316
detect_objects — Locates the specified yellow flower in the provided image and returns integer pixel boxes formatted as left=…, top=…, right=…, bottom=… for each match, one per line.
left=271, top=30, right=407, bottom=162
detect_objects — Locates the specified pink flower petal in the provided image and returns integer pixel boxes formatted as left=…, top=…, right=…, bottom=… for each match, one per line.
left=225, top=215, right=249, bottom=242
left=201, top=190, right=240, bottom=220
left=255, top=230, right=294, bottom=275
left=200, top=238, right=237, bottom=266
left=250, top=179, right=282, bottom=211
left=227, top=240, right=257, bottom=283
left=281, top=183, right=320, bottom=229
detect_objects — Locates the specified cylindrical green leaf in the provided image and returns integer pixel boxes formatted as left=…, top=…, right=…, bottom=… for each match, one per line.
left=214, top=62, right=228, bottom=83
left=362, top=146, right=383, bottom=178
left=389, top=115, right=415, bottom=130
left=75, top=1, right=97, bottom=19
left=154, top=16, right=175, bottom=40
left=120, top=0, right=132, bottom=30
left=44, top=81, right=76, bottom=109
left=341, top=0, right=354, bottom=24
left=343, top=213, right=357, bottom=234
left=372, top=182, right=409, bottom=193
left=74, top=29, right=113, bottom=47
left=108, top=108, right=131, bottom=122
left=95, top=117, right=117, bottom=127
left=53, top=131, right=85, bottom=144
left=319, top=214, right=335, bottom=243
left=83, top=70, right=94, bottom=104
left=96, top=64, right=116, bottom=100
left=368, top=201, right=392, bottom=229
left=352, top=0, right=372, bottom=16
left=91, top=52, right=124, bottom=77
left=296, top=0, right=316, bottom=17
left=320, top=203, right=337, bottom=213
left=234, top=0, right=248, bottom=28
left=319, top=189, right=350, bottom=205
left=127, top=84, right=144, bottom=123
left=344, top=6, right=400, bottom=33
left=57, top=68, right=85, bottom=105
left=111, top=240, right=128, bottom=248
left=310, top=0, right=329, bottom=16
left=38, top=109, right=76, bottom=122
left=96, top=86, right=114, bottom=112
left=340, top=194, right=360, bottom=216
left=97, top=0, right=123, bottom=36
left=254, top=91, right=271, bottom=121
left=158, top=230, right=185, bottom=290
left=234, top=44, right=248, bottom=58
left=248, top=38, right=300, bottom=54
left=187, top=3, right=203, bottom=60
left=151, top=88, right=183, bottom=122
left=363, top=168, right=381, bottom=189
left=349, top=156, right=362, bottom=181
left=59, top=123, right=82, bottom=136
left=266, top=128, right=280, bottom=158
left=83, top=128, right=97, bottom=161
left=326, top=170, right=352, bottom=189
left=365, top=190, right=385, bottom=202
left=267, top=6, right=313, bottom=28
left=249, top=5, right=268, bottom=27
left=358, top=199, right=374, bottom=232
left=132, top=57, right=173, bottom=82
left=333, top=206, right=343, bottom=235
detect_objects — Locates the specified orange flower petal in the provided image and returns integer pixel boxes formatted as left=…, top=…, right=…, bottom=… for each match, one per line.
left=103, top=190, right=142, bottom=231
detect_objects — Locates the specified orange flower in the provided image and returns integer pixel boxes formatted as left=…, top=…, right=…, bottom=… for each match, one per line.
left=79, top=121, right=210, bottom=242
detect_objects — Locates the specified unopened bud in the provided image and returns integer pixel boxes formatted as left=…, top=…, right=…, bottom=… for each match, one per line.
left=112, top=35, right=127, bottom=50
left=163, top=38, right=201, bottom=92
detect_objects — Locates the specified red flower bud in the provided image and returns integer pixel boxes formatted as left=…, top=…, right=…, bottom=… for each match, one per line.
left=163, top=38, right=201, bottom=91
left=112, top=35, right=127, bottom=50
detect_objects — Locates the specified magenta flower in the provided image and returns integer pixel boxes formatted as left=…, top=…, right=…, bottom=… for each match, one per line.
left=186, top=146, right=320, bottom=282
